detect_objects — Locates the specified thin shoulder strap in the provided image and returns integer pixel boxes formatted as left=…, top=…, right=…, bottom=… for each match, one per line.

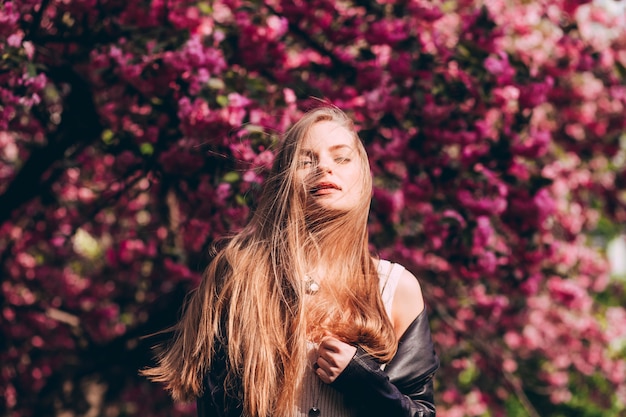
left=378, top=260, right=405, bottom=319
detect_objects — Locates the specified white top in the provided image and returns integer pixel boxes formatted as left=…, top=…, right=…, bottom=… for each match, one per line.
left=294, top=259, right=405, bottom=416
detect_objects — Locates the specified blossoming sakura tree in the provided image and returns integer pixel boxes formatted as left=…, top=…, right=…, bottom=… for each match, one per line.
left=1, top=0, right=625, bottom=415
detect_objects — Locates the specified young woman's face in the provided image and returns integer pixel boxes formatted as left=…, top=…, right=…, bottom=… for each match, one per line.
left=295, top=121, right=365, bottom=212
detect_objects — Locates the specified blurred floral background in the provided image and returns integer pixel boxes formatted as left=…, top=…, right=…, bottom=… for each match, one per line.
left=1, top=0, right=626, bottom=416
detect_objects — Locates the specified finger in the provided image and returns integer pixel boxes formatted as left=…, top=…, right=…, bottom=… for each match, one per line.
left=319, top=336, right=344, bottom=353
left=315, top=361, right=334, bottom=384
left=318, top=348, right=345, bottom=370
left=315, top=366, right=329, bottom=384
left=316, top=354, right=334, bottom=371
left=318, top=337, right=336, bottom=352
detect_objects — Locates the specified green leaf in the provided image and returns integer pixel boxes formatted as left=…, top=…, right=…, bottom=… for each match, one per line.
left=223, top=171, right=240, bottom=183
left=101, top=129, right=114, bottom=144
left=216, top=95, right=229, bottom=107
left=139, top=143, right=154, bottom=155
left=458, top=361, right=479, bottom=386
left=198, top=2, right=212, bottom=14
left=27, top=63, right=37, bottom=77
left=208, top=78, right=226, bottom=90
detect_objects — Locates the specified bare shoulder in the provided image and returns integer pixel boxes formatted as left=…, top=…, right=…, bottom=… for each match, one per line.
left=391, top=267, right=425, bottom=338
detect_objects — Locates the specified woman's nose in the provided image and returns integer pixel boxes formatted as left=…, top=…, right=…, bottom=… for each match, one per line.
left=316, top=159, right=332, bottom=174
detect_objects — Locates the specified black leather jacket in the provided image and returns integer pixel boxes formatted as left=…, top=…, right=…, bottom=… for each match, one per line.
left=331, top=307, right=439, bottom=416
left=197, top=308, right=439, bottom=417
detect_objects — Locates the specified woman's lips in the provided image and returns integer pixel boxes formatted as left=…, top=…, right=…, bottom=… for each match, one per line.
left=310, top=182, right=341, bottom=195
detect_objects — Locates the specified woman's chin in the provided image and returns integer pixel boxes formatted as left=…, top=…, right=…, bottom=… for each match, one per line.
left=307, top=201, right=353, bottom=214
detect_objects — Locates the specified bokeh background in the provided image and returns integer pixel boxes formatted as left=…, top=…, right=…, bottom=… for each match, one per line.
left=2, top=0, right=626, bottom=416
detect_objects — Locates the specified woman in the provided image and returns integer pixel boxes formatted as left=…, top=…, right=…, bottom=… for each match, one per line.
left=142, top=106, right=439, bottom=416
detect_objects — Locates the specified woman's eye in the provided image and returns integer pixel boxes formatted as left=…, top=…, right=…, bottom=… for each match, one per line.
left=298, top=160, right=313, bottom=168
left=335, top=156, right=351, bottom=164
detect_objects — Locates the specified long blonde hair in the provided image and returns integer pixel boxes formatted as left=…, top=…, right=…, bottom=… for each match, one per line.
left=142, top=106, right=397, bottom=416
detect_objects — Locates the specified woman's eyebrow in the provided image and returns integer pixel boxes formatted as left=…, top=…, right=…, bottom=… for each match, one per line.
left=301, top=144, right=353, bottom=154
left=329, top=144, right=353, bottom=152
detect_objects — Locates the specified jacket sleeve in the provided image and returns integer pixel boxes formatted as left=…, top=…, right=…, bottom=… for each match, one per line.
left=330, top=307, right=439, bottom=417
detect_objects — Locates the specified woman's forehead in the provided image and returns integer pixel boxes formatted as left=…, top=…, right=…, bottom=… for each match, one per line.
left=302, top=121, right=355, bottom=149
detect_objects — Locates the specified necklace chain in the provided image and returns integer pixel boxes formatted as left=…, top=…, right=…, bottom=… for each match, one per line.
left=308, top=359, right=321, bottom=417
left=305, top=274, right=320, bottom=414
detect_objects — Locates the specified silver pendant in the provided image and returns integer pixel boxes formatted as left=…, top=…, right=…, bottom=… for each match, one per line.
left=308, top=407, right=321, bottom=417
left=304, top=276, right=320, bottom=295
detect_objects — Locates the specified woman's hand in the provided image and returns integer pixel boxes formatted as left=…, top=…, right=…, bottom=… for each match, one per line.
left=314, top=336, right=357, bottom=384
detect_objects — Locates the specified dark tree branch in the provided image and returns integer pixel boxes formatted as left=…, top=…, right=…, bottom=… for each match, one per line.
left=24, top=0, right=52, bottom=40
left=264, top=2, right=357, bottom=80
left=0, top=67, right=103, bottom=226
left=30, top=281, right=189, bottom=416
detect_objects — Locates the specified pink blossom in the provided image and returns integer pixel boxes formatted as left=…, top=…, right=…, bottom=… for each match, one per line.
left=547, top=276, right=591, bottom=311
left=504, top=331, right=523, bottom=349
left=484, top=52, right=515, bottom=84
left=373, top=187, right=404, bottom=223
left=456, top=189, right=507, bottom=216
left=407, top=2, right=444, bottom=22
left=0, top=2, right=19, bottom=34
left=183, top=219, right=211, bottom=252
left=266, top=15, right=288, bottom=39
left=225, top=93, right=251, bottom=126
left=472, top=216, right=493, bottom=248
left=511, top=129, right=551, bottom=158
left=608, top=360, right=626, bottom=384
left=507, top=158, right=530, bottom=181
left=215, top=182, right=232, bottom=206
left=476, top=251, right=497, bottom=274
left=605, top=307, right=626, bottom=343
left=242, top=169, right=263, bottom=184
left=366, top=19, right=409, bottom=45
left=493, top=85, right=520, bottom=113
left=520, top=273, right=543, bottom=296
left=118, top=239, right=146, bottom=264
left=546, top=371, right=569, bottom=387
left=518, top=77, right=554, bottom=108
left=7, top=33, right=23, bottom=48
